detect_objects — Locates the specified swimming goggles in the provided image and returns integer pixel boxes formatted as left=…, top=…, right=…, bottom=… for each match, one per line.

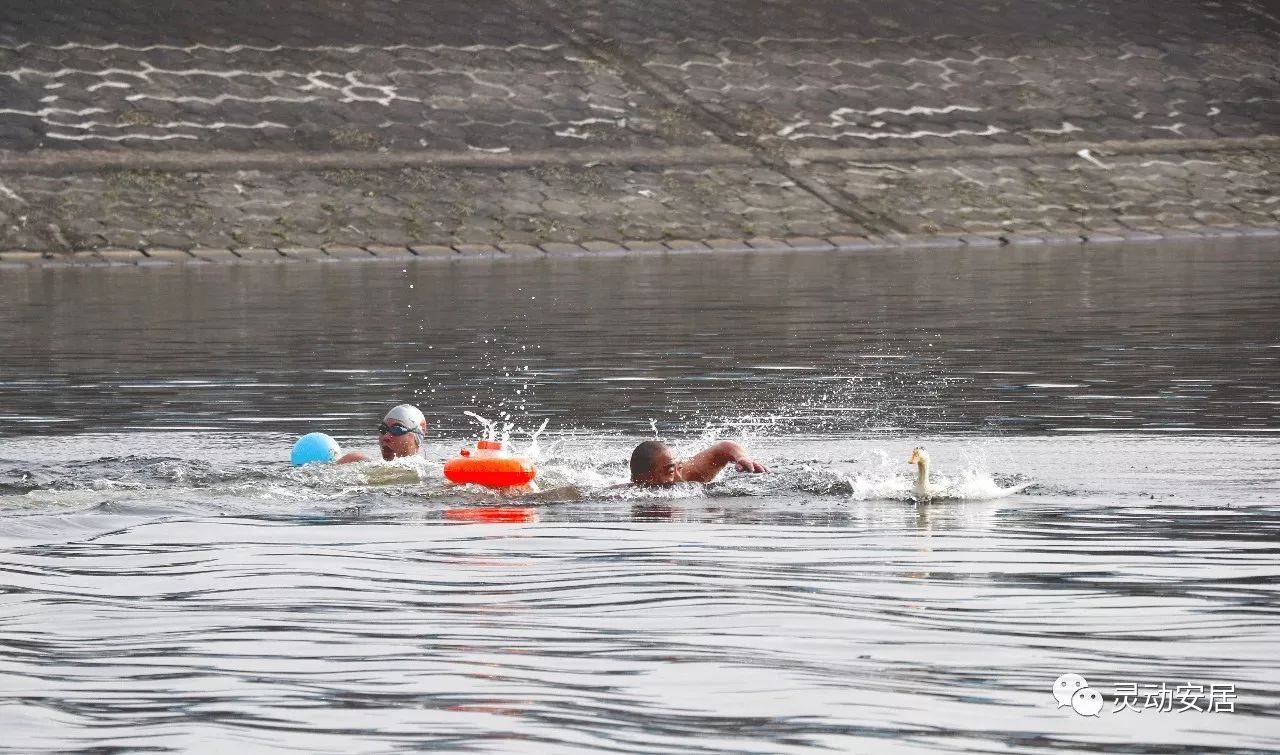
left=378, top=422, right=421, bottom=437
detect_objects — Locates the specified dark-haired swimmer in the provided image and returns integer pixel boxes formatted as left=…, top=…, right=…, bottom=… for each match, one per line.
left=629, top=440, right=769, bottom=485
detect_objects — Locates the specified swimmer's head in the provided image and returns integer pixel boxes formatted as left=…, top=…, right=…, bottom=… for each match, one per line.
left=630, top=440, right=680, bottom=485
left=379, top=403, right=426, bottom=461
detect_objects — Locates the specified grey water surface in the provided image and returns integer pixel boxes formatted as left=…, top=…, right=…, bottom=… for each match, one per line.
left=1, top=239, right=1278, bottom=753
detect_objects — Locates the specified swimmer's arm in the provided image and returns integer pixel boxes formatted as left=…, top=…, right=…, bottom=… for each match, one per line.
left=337, top=452, right=370, bottom=464
left=679, top=441, right=769, bottom=483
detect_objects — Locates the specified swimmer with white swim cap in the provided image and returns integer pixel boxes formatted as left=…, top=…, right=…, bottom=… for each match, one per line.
left=337, top=403, right=428, bottom=463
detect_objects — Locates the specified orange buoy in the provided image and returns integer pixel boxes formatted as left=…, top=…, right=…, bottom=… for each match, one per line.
left=443, top=439, right=537, bottom=488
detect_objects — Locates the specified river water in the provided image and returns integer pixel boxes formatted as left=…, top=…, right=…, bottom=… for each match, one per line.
left=1, top=239, right=1278, bottom=753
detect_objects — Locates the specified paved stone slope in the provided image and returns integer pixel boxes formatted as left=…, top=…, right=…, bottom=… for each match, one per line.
left=0, top=0, right=1276, bottom=258
left=553, top=0, right=1280, bottom=150
left=3, top=0, right=1276, bottom=153
left=2, top=148, right=1275, bottom=257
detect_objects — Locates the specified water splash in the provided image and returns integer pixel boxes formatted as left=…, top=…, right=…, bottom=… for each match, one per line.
left=462, top=410, right=500, bottom=441
left=461, top=410, right=554, bottom=463
left=524, top=418, right=551, bottom=461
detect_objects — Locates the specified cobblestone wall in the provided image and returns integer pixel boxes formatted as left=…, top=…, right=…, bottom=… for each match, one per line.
left=1, top=0, right=1277, bottom=262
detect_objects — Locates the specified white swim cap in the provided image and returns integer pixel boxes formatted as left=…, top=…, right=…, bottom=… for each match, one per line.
left=383, top=404, right=427, bottom=436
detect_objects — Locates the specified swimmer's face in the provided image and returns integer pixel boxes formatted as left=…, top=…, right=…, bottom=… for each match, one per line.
left=379, top=422, right=422, bottom=461
left=634, top=448, right=680, bottom=486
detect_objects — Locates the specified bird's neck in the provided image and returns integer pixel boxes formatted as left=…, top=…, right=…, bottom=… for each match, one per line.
left=915, top=458, right=929, bottom=487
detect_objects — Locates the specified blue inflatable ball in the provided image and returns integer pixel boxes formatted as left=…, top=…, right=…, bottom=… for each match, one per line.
left=291, top=432, right=341, bottom=466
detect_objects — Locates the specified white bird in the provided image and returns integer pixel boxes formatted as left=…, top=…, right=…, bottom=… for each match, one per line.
left=907, top=446, right=935, bottom=500
left=907, top=446, right=1035, bottom=501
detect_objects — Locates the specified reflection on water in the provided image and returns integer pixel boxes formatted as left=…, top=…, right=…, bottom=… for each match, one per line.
left=1, top=239, right=1279, bottom=753
left=2, top=437, right=1279, bottom=755
left=0, top=238, right=1276, bottom=436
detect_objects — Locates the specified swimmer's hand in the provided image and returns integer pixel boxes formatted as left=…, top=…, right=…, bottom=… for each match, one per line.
left=718, top=441, right=769, bottom=474
left=337, top=451, right=370, bottom=464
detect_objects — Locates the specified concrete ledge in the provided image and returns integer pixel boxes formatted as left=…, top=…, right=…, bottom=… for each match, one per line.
left=795, top=135, right=1280, bottom=165
left=826, top=235, right=888, bottom=252
left=893, top=236, right=965, bottom=249
left=577, top=241, right=627, bottom=256
left=702, top=238, right=756, bottom=253
left=0, top=145, right=755, bottom=174
left=783, top=237, right=838, bottom=252
left=663, top=239, right=711, bottom=253
left=539, top=242, right=587, bottom=256
left=1200, top=227, right=1248, bottom=238
left=745, top=237, right=787, bottom=250
left=322, top=245, right=374, bottom=259
left=0, top=251, right=47, bottom=264
left=498, top=243, right=546, bottom=257
left=190, top=247, right=238, bottom=262
left=453, top=243, right=502, bottom=258
left=959, top=235, right=1006, bottom=247
left=620, top=241, right=668, bottom=255
left=3, top=227, right=1275, bottom=271
left=69, top=251, right=105, bottom=264
left=96, top=249, right=145, bottom=264
left=278, top=246, right=326, bottom=260
left=143, top=249, right=198, bottom=262
left=235, top=248, right=285, bottom=263
left=1001, top=234, right=1046, bottom=245
left=3, top=137, right=1276, bottom=175
left=1159, top=229, right=1207, bottom=241
left=365, top=245, right=416, bottom=259
left=407, top=244, right=456, bottom=258
left=1081, top=232, right=1129, bottom=244
left=1116, top=231, right=1165, bottom=242
left=1010, top=233, right=1073, bottom=246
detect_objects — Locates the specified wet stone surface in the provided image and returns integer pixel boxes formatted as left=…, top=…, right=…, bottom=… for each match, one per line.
left=0, top=0, right=1277, bottom=255
left=559, top=0, right=1280, bottom=150
left=0, top=164, right=854, bottom=252
left=3, top=149, right=1276, bottom=254
left=0, top=40, right=713, bottom=153
left=1, top=0, right=1274, bottom=153
left=810, top=150, right=1280, bottom=237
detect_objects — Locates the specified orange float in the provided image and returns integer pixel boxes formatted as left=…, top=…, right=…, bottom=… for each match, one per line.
left=443, top=440, right=537, bottom=488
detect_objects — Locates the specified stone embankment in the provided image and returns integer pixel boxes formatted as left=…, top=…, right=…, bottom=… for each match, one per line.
left=1, top=0, right=1277, bottom=266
